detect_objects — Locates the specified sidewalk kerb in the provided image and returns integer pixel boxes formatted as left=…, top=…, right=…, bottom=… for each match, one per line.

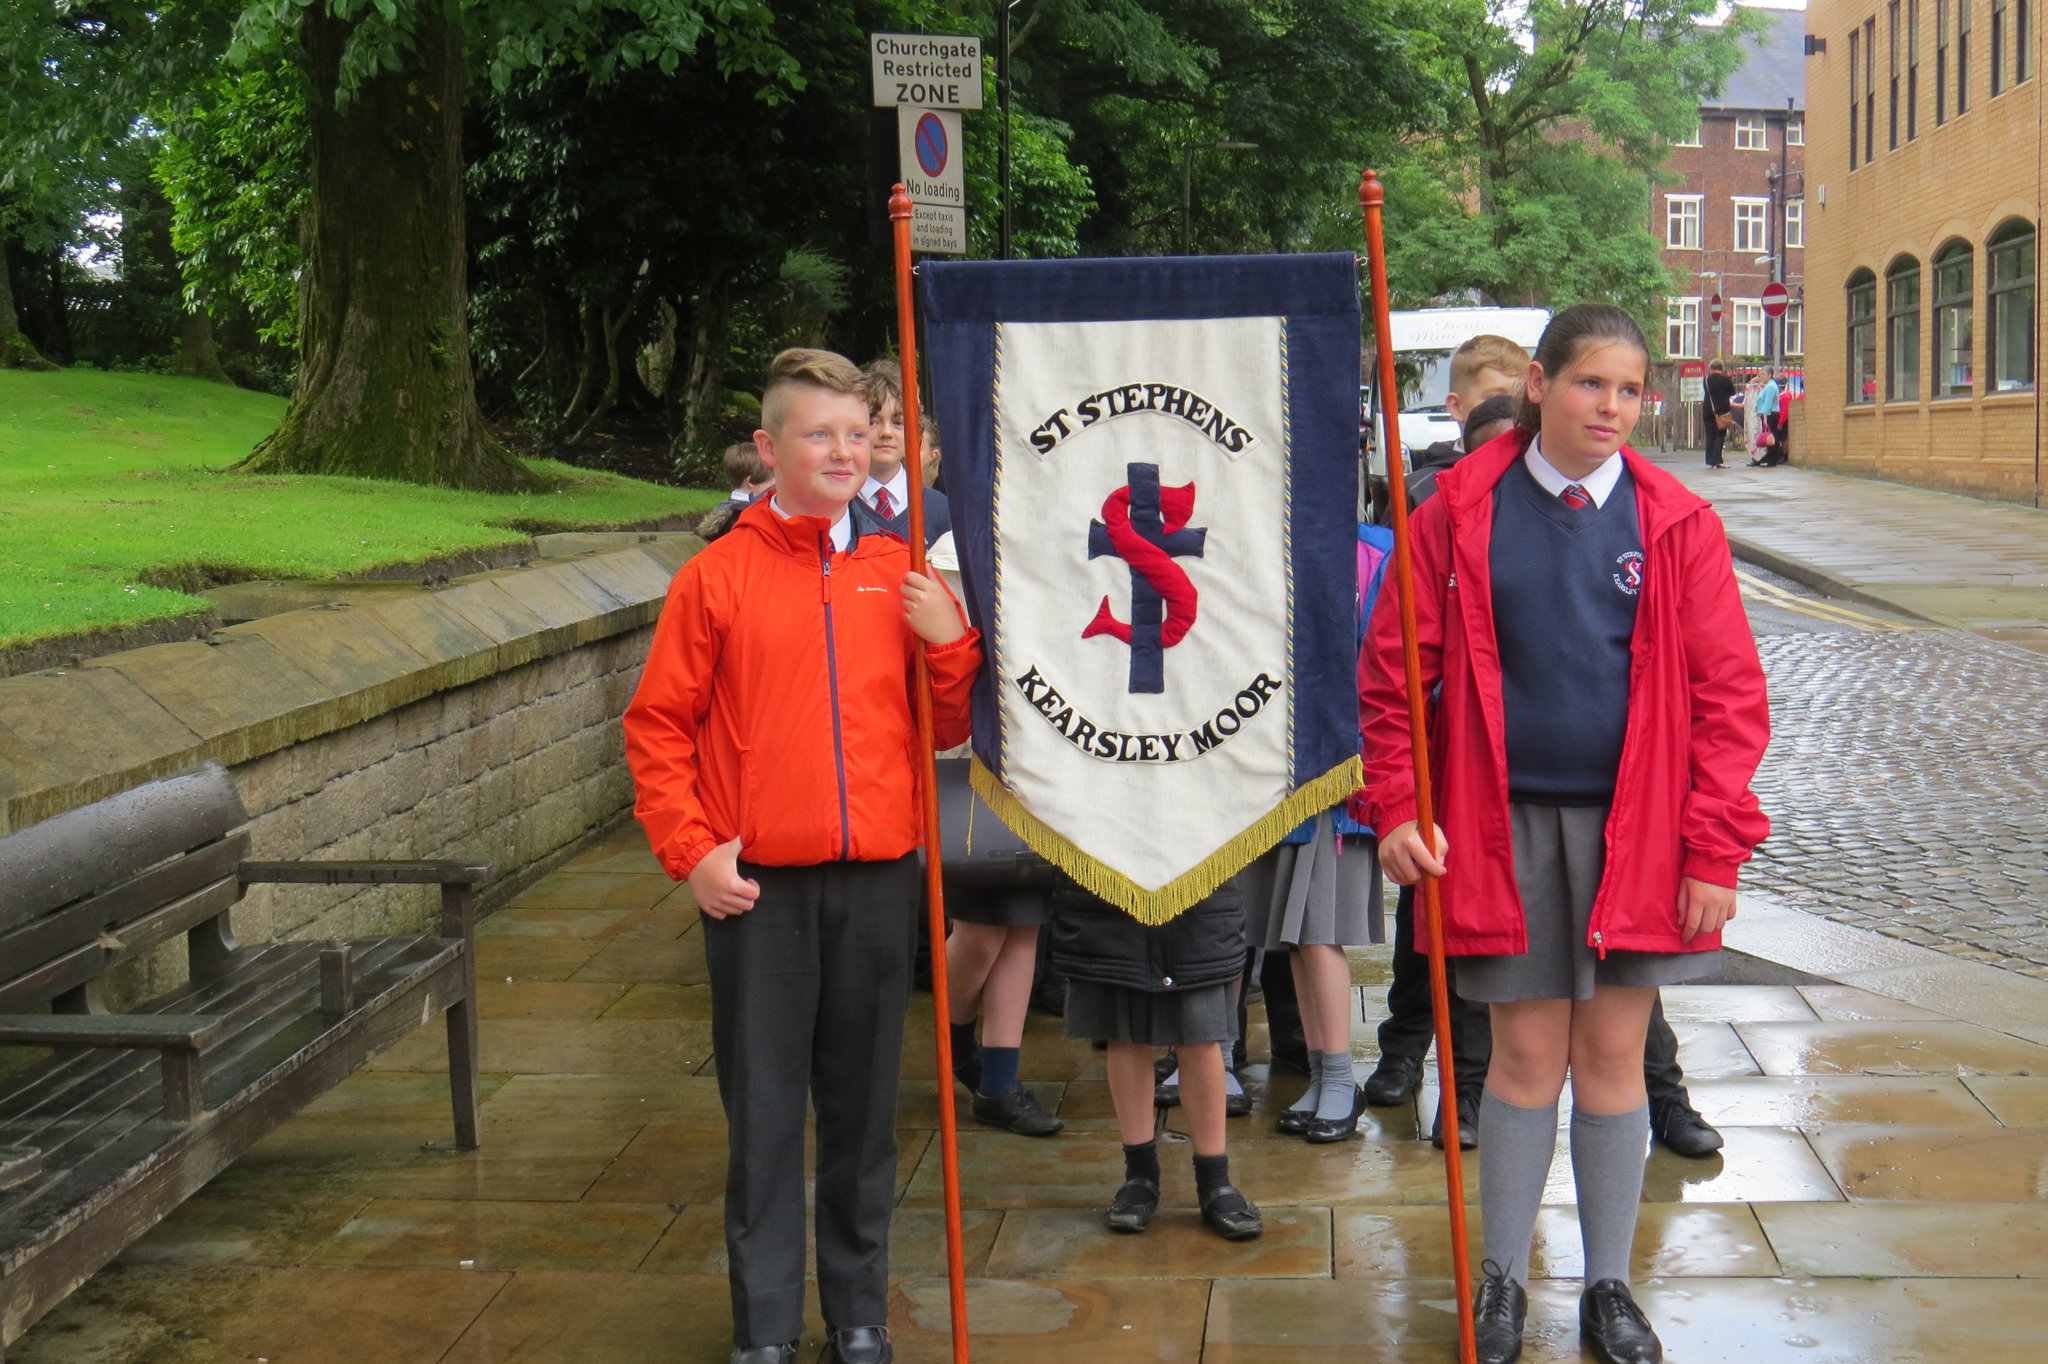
left=1724, top=534, right=1947, bottom=626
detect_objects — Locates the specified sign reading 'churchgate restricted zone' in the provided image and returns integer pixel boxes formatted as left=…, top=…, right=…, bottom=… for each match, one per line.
left=869, top=33, right=983, bottom=110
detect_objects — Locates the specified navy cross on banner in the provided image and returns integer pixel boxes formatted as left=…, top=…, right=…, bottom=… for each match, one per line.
left=1083, top=463, right=1208, bottom=693
left=920, top=253, right=1363, bottom=922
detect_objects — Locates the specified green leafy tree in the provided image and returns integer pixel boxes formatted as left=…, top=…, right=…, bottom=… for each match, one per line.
left=1384, top=0, right=1757, bottom=322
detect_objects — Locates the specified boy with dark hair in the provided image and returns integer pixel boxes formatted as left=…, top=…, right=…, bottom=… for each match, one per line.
left=626, top=346, right=982, bottom=1364
left=698, top=440, right=776, bottom=542
left=861, top=358, right=952, bottom=547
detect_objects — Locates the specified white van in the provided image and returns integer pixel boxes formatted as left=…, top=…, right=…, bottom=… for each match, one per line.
left=1367, top=306, right=1550, bottom=478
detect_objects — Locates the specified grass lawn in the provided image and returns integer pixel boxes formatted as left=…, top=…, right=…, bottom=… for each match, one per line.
left=0, top=368, right=717, bottom=648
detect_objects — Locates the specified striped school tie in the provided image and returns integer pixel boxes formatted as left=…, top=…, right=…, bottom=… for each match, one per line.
left=1559, top=483, right=1591, bottom=509
left=874, top=487, right=896, bottom=519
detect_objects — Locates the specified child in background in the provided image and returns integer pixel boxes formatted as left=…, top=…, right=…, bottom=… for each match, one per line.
left=1361, top=304, right=1769, bottom=1364
left=861, top=359, right=952, bottom=547
left=1401, top=334, right=1529, bottom=505
left=1242, top=521, right=1394, bottom=1144
left=626, top=348, right=982, bottom=1364
left=1051, top=879, right=1263, bottom=1242
left=698, top=441, right=776, bottom=542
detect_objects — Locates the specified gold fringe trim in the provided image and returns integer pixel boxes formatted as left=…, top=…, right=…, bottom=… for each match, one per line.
left=969, top=754, right=1365, bottom=925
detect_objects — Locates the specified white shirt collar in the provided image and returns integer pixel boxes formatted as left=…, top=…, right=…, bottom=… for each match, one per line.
left=1524, top=437, right=1624, bottom=508
left=769, top=495, right=852, bottom=552
left=860, top=465, right=911, bottom=512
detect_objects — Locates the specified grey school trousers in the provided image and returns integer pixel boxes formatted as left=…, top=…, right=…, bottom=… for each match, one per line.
left=705, top=855, right=920, bottom=1347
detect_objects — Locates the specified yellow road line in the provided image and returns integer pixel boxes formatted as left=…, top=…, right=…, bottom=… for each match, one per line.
left=1734, top=569, right=1918, bottom=631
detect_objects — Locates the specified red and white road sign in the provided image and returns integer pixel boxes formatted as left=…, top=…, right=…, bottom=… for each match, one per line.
left=1709, top=292, right=1723, bottom=326
left=1761, top=281, right=1791, bottom=318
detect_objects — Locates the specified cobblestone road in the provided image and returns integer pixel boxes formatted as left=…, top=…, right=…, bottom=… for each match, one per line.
left=1743, top=569, right=2048, bottom=976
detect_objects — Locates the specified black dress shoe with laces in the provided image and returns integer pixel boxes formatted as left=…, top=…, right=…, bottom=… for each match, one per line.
left=1198, top=1183, right=1264, bottom=1240
left=1580, top=1279, right=1663, bottom=1364
left=730, top=1345, right=797, bottom=1364
left=972, top=1084, right=1065, bottom=1136
left=1432, top=1086, right=1480, bottom=1150
left=824, top=1325, right=893, bottom=1364
left=1103, top=1176, right=1160, bottom=1233
left=1472, top=1259, right=1527, bottom=1364
left=1651, top=1093, right=1724, bottom=1158
left=1362, top=1052, right=1424, bottom=1106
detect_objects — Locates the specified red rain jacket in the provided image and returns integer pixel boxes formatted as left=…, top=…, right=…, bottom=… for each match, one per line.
left=625, top=499, right=981, bottom=880
left=1357, top=431, right=1770, bottom=957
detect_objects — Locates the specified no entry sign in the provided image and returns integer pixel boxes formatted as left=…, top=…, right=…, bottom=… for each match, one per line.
left=1761, top=281, right=1791, bottom=318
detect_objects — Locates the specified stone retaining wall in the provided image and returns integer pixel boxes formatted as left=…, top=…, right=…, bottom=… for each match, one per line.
left=0, top=533, right=700, bottom=1001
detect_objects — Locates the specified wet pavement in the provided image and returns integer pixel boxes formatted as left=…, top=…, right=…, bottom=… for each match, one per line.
left=19, top=824, right=2048, bottom=1362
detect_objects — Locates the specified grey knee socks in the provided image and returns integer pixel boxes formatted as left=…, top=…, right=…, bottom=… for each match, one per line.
left=1478, top=1089, right=1559, bottom=1286
left=1314, top=1049, right=1357, bottom=1121
left=1571, top=1102, right=1650, bottom=1285
left=1288, top=1053, right=1324, bottom=1114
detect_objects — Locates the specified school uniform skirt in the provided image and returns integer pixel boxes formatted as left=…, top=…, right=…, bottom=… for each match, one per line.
left=1238, top=813, right=1385, bottom=950
left=1063, top=982, right=1238, bottom=1047
left=1455, top=802, right=1720, bottom=1004
left=947, top=887, right=1052, bottom=928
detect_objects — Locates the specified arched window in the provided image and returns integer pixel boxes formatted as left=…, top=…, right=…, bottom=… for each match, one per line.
left=1933, top=240, right=1974, bottom=395
left=1886, top=256, right=1921, bottom=400
left=1988, top=219, right=2036, bottom=392
left=1847, top=269, right=1878, bottom=404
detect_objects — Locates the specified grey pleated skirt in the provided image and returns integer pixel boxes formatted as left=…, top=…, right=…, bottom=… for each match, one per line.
left=1063, top=981, right=1238, bottom=1046
left=1239, top=813, right=1385, bottom=950
left=1455, top=802, right=1720, bottom=1004
left=948, top=886, right=1052, bottom=928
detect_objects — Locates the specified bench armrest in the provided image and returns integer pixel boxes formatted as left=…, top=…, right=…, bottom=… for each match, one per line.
left=0, top=1015, right=221, bottom=1122
left=239, top=860, right=491, bottom=886
left=239, top=860, right=488, bottom=941
left=0, top=1014, right=224, bottom=1050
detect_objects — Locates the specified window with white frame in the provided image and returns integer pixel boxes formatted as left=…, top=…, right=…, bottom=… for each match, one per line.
left=1787, top=118, right=1805, bottom=144
left=1674, top=122, right=1703, bottom=146
left=1666, top=297, right=1702, bottom=358
left=1784, top=302, right=1805, bottom=357
left=1733, top=197, right=1770, bottom=253
left=1735, top=115, right=1769, bottom=149
left=1733, top=300, right=1767, bottom=356
left=1666, top=195, right=1703, bottom=249
left=1785, top=198, right=1805, bottom=249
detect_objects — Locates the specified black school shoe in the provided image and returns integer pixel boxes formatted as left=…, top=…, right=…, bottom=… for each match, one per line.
left=730, top=1345, right=797, bottom=1364
left=1472, top=1260, right=1527, bottom=1364
left=1362, top=1052, right=1424, bottom=1106
left=1432, top=1086, right=1480, bottom=1150
left=972, top=1084, right=1065, bottom=1136
left=1303, top=1087, right=1363, bottom=1144
left=824, top=1325, right=893, bottom=1364
left=1103, top=1176, right=1160, bottom=1233
left=1580, top=1280, right=1663, bottom=1364
left=1652, top=1093, right=1724, bottom=1158
left=1198, top=1183, right=1264, bottom=1240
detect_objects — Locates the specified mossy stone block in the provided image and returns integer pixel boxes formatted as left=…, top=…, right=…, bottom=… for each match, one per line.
left=82, top=635, right=332, bottom=766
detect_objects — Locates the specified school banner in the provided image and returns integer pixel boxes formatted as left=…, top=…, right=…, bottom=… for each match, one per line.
left=922, top=254, right=1362, bottom=923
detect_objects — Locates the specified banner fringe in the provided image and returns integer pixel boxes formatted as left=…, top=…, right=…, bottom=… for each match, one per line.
left=969, top=755, right=1365, bottom=925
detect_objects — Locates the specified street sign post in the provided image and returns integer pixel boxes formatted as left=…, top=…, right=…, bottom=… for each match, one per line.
left=1678, top=360, right=1706, bottom=404
left=870, top=33, right=983, bottom=109
left=1761, top=281, right=1791, bottom=318
left=897, top=108, right=966, bottom=253
left=873, top=34, right=978, bottom=256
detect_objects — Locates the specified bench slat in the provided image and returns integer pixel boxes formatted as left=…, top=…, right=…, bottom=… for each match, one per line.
left=0, top=1017, right=223, bottom=1050
left=0, top=939, right=464, bottom=1270
left=240, top=860, right=491, bottom=886
left=0, top=766, right=246, bottom=930
left=0, top=876, right=243, bottom=1015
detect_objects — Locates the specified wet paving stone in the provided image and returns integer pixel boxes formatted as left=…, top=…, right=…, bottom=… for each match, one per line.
left=1755, top=1202, right=2048, bottom=1277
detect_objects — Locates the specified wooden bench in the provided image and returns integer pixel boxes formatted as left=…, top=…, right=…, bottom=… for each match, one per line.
left=0, top=761, right=485, bottom=1357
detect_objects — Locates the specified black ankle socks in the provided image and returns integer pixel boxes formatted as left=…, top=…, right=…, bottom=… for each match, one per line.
left=1192, top=1152, right=1230, bottom=1198
left=1122, top=1140, right=1160, bottom=1184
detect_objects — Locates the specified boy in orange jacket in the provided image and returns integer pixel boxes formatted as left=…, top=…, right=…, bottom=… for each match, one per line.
left=625, top=348, right=980, bottom=1364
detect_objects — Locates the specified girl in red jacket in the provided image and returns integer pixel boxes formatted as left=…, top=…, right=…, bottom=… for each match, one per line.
left=1360, top=304, right=1769, bottom=1364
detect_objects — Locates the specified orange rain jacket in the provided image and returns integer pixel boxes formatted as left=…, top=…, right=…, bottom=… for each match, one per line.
left=624, top=498, right=982, bottom=881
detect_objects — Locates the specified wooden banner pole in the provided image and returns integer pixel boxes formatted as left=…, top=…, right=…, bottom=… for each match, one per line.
left=1358, top=167, right=1479, bottom=1364
left=888, top=183, right=972, bottom=1364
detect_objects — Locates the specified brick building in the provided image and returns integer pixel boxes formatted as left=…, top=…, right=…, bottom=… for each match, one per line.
left=1658, top=7, right=1809, bottom=379
left=1804, top=0, right=2042, bottom=503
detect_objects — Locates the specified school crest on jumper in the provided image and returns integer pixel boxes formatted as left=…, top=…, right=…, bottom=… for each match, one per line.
left=922, top=255, right=1364, bottom=923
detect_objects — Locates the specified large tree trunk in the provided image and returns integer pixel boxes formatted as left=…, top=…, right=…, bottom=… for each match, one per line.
left=0, top=239, right=56, bottom=371
left=236, top=5, right=534, bottom=489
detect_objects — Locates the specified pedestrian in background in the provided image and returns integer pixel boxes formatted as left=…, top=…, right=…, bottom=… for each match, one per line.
left=1701, top=358, right=1736, bottom=469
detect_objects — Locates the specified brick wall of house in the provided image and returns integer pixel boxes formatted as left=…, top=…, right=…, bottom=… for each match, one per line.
left=1658, top=109, right=1808, bottom=366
